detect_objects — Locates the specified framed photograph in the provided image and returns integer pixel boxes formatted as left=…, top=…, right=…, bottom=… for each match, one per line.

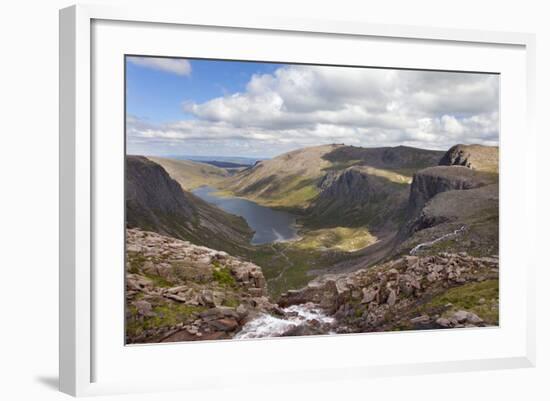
left=59, top=4, right=536, bottom=396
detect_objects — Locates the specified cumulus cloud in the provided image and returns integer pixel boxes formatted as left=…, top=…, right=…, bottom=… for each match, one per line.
left=127, top=64, right=499, bottom=157
left=127, top=56, right=191, bottom=76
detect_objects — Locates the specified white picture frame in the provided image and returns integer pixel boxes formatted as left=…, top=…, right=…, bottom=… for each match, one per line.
left=59, top=4, right=536, bottom=397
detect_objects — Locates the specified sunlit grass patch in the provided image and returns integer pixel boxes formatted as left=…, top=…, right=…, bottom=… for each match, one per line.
left=359, top=166, right=412, bottom=185
left=295, top=227, right=378, bottom=252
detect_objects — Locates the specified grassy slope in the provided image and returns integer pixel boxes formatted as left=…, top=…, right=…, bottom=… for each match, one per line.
left=219, top=144, right=340, bottom=210
left=149, top=157, right=229, bottom=190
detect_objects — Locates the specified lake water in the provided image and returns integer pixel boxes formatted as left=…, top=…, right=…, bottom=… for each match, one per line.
left=192, top=186, right=298, bottom=245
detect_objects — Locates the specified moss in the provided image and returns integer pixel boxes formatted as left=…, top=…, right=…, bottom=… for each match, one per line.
left=212, top=266, right=237, bottom=287
left=142, top=273, right=173, bottom=288
left=127, top=253, right=146, bottom=274
left=425, top=280, right=499, bottom=325
left=221, top=297, right=240, bottom=308
left=126, top=302, right=207, bottom=337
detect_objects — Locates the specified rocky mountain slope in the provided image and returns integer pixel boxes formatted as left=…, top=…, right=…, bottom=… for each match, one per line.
left=304, top=165, right=409, bottom=231
left=394, top=146, right=499, bottom=258
left=126, top=156, right=253, bottom=254
left=311, top=144, right=499, bottom=274
left=322, top=144, right=445, bottom=173
left=221, top=144, right=339, bottom=209
left=221, top=144, right=445, bottom=212
left=407, top=165, right=496, bottom=216
left=439, top=144, right=499, bottom=173
left=278, top=252, right=498, bottom=335
left=126, top=228, right=280, bottom=343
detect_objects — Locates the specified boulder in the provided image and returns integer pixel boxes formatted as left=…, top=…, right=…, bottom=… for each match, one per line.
left=410, top=315, right=430, bottom=324
left=209, top=318, right=239, bottom=332
left=134, top=300, right=154, bottom=317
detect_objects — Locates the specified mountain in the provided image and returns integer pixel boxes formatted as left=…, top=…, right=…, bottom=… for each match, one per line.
left=312, top=144, right=499, bottom=274
left=221, top=144, right=339, bottom=209
left=148, top=156, right=229, bottom=190
left=126, top=156, right=253, bottom=254
left=303, top=165, right=410, bottom=230
left=221, top=144, right=445, bottom=213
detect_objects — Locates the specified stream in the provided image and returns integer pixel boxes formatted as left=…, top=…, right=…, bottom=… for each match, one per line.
left=235, top=303, right=335, bottom=339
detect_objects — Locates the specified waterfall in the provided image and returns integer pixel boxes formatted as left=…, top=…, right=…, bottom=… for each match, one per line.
left=410, top=225, right=466, bottom=255
left=235, top=303, right=335, bottom=339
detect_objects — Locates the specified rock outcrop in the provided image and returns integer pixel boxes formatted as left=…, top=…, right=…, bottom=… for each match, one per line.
left=305, top=166, right=409, bottom=230
left=439, top=144, right=499, bottom=173
left=395, top=161, right=499, bottom=257
left=279, top=253, right=499, bottom=333
left=126, top=228, right=279, bottom=343
left=408, top=166, right=493, bottom=215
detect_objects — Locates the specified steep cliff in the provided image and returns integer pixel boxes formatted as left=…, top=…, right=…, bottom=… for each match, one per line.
left=407, top=165, right=494, bottom=216
left=305, top=166, right=409, bottom=230
left=396, top=160, right=499, bottom=257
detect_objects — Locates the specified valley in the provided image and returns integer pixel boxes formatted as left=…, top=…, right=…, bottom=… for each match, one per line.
left=126, top=143, right=500, bottom=343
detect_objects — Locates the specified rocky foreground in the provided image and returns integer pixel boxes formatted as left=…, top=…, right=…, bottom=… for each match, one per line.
left=127, top=227, right=499, bottom=342
left=126, top=228, right=280, bottom=343
left=279, top=252, right=499, bottom=334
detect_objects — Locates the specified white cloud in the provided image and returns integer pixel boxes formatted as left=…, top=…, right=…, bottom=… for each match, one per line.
left=127, top=64, right=499, bottom=157
left=127, top=56, right=191, bottom=76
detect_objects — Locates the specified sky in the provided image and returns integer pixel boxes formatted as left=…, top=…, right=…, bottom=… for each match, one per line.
left=126, top=56, right=499, bottom=159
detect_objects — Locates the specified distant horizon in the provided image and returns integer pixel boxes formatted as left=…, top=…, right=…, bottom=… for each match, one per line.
left=126, top=141, right=499, bottom=162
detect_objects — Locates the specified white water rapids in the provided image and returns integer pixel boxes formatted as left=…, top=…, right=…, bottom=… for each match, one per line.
left=235, top=303, right=335, bottom=339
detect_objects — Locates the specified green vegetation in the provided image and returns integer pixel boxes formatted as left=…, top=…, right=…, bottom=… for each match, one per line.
left=221, top=297, right=240, bottom=307
left=212, top=265, right=237, bottom=287
left=143, top=273, right=173, bottom=288
left=322, top=159, right=362, bottom=171
left=127, top=252, right=146, bottom=274
left=149, top=157, right=229, bottom=190
left=356, top=166, right=412, bottom=185
left=295, top=226, right=377, bottom=252
left=426, top=280, right=499, bottom=325
left=126, top=302, right=206, bottom=337
left=248, top=239, right=363, bottom=298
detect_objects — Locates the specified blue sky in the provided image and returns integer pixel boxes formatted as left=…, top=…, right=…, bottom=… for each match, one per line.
left=126, top=56, right=499, bottom=158
left=126, top=58, right=282, bottom=125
